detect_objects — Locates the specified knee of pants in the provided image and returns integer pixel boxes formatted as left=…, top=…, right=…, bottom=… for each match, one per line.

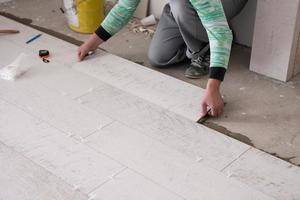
left=147, top=49, right=168, bottom=68
left=169, top=0, right=191, bottom=22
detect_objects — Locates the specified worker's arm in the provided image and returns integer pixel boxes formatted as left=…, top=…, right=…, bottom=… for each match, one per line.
left=189, top=0, right=233, bottom=117
left=78, top=0, right=140, bottom=61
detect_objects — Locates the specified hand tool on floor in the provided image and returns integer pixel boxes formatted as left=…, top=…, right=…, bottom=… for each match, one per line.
left=85, top=50, right=94, bottom=57
left=26, top=34, right=42, bottom=44
left=81, top=50, right=95, bottom=60
left=197, top=109, right=212, bottom=124
left=39, top=50, right=50, bottom=63
left=0, top=29, right=20, bottom=34
left=197, top=102, right=227, bottom=124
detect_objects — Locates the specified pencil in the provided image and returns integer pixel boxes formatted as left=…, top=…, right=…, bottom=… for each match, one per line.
left=26, top=34, right=42, bottom=44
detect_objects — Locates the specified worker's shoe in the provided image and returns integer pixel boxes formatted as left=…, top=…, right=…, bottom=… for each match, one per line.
left=184, top=54, right=210, bottom=79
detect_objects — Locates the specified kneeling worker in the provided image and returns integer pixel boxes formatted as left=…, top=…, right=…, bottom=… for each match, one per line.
left=78, top=0, right=248, bottom=118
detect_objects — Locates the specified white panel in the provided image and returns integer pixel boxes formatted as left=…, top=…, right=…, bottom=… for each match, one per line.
left=0, top=143, right=88, bottom=200
left=86, top=122, right=274, bottom=200
left=0, top=100, right=124, bottom=193
left=0, top=71, right=112, bottom=137
left=223, top=148, right=300, bottom=200
left=73, top=51, right=160, bottom=87
left=79, top=84, right=249, bottom=171
left=73, top=51, right=205, bottom=121
left=124, top=74, right=205, bottom=111
left=0, top=17, right=204, bottom=121
left=93, top=169, right=184, bottom=200
left=1, top=15, right=298, bottom=200
left=0, top=40, right=105, bottom=99
left=250, top=0, right=300, bottom=81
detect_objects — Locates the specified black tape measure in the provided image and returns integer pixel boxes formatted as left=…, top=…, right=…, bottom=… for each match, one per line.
left=39, top=50, right=50, bottom=63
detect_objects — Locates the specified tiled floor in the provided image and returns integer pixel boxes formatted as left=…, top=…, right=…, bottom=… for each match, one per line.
left=0, top=16, right=299, bottom=200
left=1, top=0, right=300, bottom=167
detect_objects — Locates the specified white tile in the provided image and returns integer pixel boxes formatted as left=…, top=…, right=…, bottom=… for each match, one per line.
left=72, top=49, right=205, bottom=118
left=32, top=65, right=104, bottom=99
left=0, top=39, right=36, bottom=67
left=2, top=15, right=296, bottom=200
left=0, top=143, right=88, bottom=200
left=73, top=51, right=158, bottom=87
left=0, top=17, right=203, bottom=122
left=168, top=101, right=200, bottom=121
left=86, top=122, right=274, bottom=200
left=124, top=74, right=205, bottom=110
left=0, top=71, right=112, bottom=137
left=93, top=169, right=184, bottom=200
left=0, top=100, right=124, bottom=193
left=223, top=148, right=300, bottom=200
left=79, top=84, right=249, bottom=171
left=0, top=40, right=102, bottom=99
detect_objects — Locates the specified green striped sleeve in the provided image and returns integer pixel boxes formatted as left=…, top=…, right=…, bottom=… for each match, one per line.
left=101, top=0, right=140, bottom=36
left=189, top=0, right=233, bottom=69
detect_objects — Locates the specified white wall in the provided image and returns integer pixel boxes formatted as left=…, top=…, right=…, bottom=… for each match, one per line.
left=250, top=0, right=300, bottom=81
left=231, top=0, right=256, bottom=47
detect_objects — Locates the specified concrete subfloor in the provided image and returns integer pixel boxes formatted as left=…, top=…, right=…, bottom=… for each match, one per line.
left=1, top=0, right=300, bottom=166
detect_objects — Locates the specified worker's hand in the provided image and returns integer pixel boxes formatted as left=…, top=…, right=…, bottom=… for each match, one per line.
left=78, top=33, right=104, bottom=61
left=200, top=79, right=224, bottom=117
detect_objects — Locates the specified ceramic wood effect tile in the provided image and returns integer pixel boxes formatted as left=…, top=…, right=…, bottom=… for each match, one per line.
left=1, top=16, right=201, bottom=121
left=0, top=40, right=102, bottom=99
left=0, top=71, right=113, bottom=137
left=78, top=84, right=250, bottom=171
left=71, top=48, right=203, bottom=122
left=0, top=100, right=124, bottom=193
left=223, top=148, right=300, bottom=200
left=0, top=39, right=37, bottom=67
left=73, top=50, right=159, bottom=87
left=92, top=169, right=185, bottom=200
left=86, top=122, right=274, bottom=200
left=72, top=51, right=204, bottom=117
left=0, top=143, right=88, bottom=200
left=1, top=15, right=299, bottom=200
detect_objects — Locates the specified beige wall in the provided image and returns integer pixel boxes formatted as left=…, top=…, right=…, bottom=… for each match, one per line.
left=293, top=9, right=300, bottom=76
left=295, top=40, right=300, bottom=76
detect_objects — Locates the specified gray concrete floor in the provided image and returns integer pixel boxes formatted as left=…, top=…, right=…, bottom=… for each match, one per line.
left=1, top=0, right=300, bottom=166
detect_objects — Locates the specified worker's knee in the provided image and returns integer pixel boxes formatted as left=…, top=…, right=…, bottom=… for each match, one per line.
left=148, top=50, right=168, bottom=68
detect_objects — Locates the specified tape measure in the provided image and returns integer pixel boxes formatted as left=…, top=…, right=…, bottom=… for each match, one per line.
left=39, top=50, right=50, bottom=63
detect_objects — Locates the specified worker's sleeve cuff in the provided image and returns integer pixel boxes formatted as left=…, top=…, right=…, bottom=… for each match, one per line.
left=95, top=26, right=112, bottom=41
left=209, top=67, right=227, bottom=81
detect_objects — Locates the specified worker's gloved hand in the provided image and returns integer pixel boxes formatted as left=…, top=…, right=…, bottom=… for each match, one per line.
left=78, top=33, right=104, bottom=61
left=200, top=79, right=224, bottom=117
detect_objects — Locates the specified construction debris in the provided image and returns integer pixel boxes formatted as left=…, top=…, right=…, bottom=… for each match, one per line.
left=128, top=18, right=156, bottom=38
left=140, top=14, right=156, bottom=26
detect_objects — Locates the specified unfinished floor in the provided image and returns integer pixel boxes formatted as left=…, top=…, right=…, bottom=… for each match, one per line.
left=1, top=15, right=300, bottom=200
left=1, top=0, right=300, bottom=167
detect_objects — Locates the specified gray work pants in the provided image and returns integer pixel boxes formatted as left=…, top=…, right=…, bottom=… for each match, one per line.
left=148, top=0, right=248, bottom=66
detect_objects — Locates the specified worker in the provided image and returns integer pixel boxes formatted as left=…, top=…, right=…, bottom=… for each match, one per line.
left=78, top=0, right=248, bottom=118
